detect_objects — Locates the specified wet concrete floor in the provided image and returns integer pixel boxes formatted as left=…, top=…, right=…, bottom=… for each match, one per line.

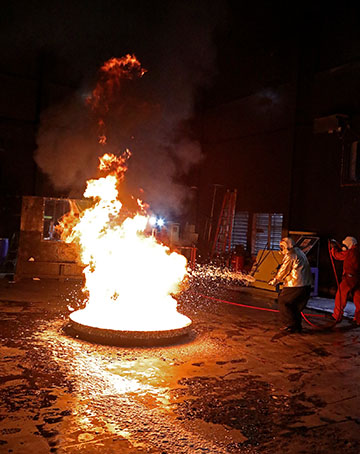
left=0, top=278, right=360, bottom=453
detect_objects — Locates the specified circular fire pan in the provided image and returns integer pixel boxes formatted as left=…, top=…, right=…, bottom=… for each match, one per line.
left=66, top=318, right=194, bottom=347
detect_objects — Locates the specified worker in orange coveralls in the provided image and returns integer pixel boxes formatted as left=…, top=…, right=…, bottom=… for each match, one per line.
left=330, top=236, right=360, bottom=325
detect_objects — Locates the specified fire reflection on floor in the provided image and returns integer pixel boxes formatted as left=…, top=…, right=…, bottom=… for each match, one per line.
left=2, top=290, right=360, bottom=454
left=31, top=320, right=233, bottom=453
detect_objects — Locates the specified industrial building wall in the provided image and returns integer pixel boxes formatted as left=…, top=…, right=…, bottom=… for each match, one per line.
left=289, top=66, right=360, bottom=294
left=0, top=71, right=73, bottom=198
left=198, top=55, right=360, bottom=294
left=16, top=196, right=83, bottom=280
left=197, top=83, right=296, bottom=250
left=0, top=73, right=38, bottom=197
left=291, top=66, right=360, bottom=232
left=0, top=71, right=74, bottom=245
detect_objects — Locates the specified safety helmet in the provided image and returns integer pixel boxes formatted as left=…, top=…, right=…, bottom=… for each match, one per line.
left=342, top=236, right=357, bottom=249
left=279, top=237, right=295, bottom=254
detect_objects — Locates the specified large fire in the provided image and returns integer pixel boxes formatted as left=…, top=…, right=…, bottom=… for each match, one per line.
left=61, top=54, right=191, bottom=333
left=63, top=152, right=191, bottom=332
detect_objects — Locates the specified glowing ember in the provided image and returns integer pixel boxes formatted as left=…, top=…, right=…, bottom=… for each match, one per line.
left=63, top=152, right=191, bottom=332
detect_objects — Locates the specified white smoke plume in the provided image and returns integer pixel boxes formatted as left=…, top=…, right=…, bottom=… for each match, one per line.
left=35, top=1, right=225, bottom=216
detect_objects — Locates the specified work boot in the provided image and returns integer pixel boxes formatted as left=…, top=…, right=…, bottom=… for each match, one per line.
left=280, top=325, right=302, bottom=334
left=325, top=313, right=341, bottom=323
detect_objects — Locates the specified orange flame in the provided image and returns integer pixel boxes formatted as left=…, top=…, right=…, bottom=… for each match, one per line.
left=98, top=150, right=131, bottom=180
left=98, top=135, right=107, bottom=145
left=55, top=200, right=81, bottom=243
left=63, top=55, right=190, bottom=332
left=65, top=153, right=190, bottom=332
left=88, top=54, right=147, bottom=112
left=87, top=54, right=147, bottom=145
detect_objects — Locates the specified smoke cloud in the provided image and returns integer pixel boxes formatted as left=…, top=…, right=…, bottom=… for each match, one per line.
left=35, top=1, right=225, bottom=216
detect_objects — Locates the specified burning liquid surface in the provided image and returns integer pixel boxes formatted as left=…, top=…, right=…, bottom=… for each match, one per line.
left=69, top=309, right=192, bottom=332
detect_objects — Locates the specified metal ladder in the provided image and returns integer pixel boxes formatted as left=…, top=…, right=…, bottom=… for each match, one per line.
left=211, top=189, right=237, bottom=260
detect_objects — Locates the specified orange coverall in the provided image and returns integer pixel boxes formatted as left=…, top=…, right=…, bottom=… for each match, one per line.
left=331, top=246, right=360, bottom=324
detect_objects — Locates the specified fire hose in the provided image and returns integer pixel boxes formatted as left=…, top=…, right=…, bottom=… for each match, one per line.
left=192, top=242, right=348, bottom=330
left=328, top=238, right=343, bottom=326
left=196, top=293, right=326, bottom=328
left=328, top=239, right=341, bottom=289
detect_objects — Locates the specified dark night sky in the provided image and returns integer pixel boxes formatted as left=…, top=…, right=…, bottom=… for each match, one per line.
left=1, top=0, right=225, bottom=86
left=0, top=1, right=301, bottom=88
left=2, top=0, right=360, bottom=215
left=2, top=1, right=360, bottom=100
left=1, top=0, right=228, bottom=213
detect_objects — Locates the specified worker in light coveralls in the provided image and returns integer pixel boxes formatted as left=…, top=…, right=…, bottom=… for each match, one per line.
left=268, top=237, right=312, bottom=333
left=330, top=236, right=360, bottom=325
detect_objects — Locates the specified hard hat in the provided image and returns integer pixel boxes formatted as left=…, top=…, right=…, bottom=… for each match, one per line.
left=279, top=237, right=295, bottom=253
left=343, top=236, right=357, bottom=249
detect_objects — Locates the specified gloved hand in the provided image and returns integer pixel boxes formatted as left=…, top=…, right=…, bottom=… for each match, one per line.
left=330, top=239, right=340, bottom=249
left=268, top=278, right=277, bottom=286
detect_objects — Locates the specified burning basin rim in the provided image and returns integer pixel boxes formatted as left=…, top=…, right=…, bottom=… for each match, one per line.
left=68, top=318, right=193, bottom=344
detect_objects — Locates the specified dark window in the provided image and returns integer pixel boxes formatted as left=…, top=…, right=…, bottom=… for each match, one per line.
left=43, top=199, right=70, bottom=241
left=251, top=213, right=283, bottom=255
left=43, top=198, right=91, bottom=241
left=231, top=211, right=249, bottom=250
